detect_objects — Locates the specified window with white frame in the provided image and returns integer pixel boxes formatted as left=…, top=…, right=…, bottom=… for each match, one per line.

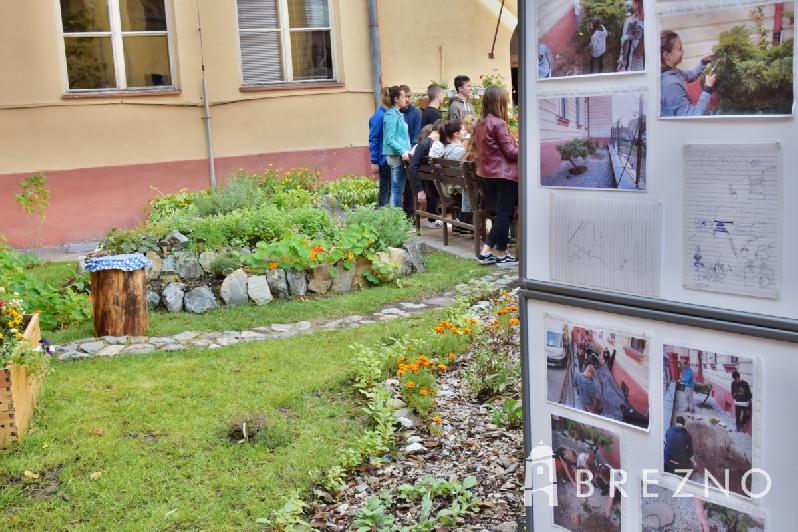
left=237, top=0, right=335, bottom=85
left=60, top=0, right=174, bottom=90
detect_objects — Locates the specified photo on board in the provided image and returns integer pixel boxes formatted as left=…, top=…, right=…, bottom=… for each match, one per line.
left=551, top=414, right=622, bottom=532
left=641, top=483, right=766, bottom=531
left=545, top=316, right=650, bottom=430
left=659, top=0, right=794, bottom=117
left=537, top=0, right=646, bottom=79
left=539, top=91, right=647, bottom=190
left=662, top=345, right=756, bottom=497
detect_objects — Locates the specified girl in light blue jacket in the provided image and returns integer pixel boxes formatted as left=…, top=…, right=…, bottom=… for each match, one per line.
left=382, top=86, right=411, bottom=207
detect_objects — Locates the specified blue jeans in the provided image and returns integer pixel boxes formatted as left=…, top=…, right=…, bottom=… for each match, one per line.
left=388, top=161, right=407, bottom=208
left=377, top=163, right=391, bottom=207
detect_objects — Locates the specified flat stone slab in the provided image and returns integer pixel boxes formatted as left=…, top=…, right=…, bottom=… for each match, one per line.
left=399, top=302, right=427, bottom=310
left=123, top=344, right=156, bottom=355
left=96, top=345, right=125, bottom=357
left=79, top=341, right=106, bottom=354
left=162, top=344, right=187, bottom=352
left=173, top=331, right=199, bottom=343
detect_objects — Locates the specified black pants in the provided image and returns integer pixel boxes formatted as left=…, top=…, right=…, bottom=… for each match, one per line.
left=377, top=164, right=391, bottom=207
left=422, top=179, right=439, bottom=221
left=590, top=54, right=604, bottom=73
left=482, top=178, right=518, bottom=252
left=735, top=405, right=750, bottom=431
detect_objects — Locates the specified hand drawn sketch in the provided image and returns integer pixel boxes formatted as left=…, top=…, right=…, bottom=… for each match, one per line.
left=683, top=143, right=782, bottom=299
left=551, top=195, right=662, bottom=295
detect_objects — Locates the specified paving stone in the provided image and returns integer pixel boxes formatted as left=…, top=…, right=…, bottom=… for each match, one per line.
left=359, top=320, right=376, bottom=324
left=223, top=330, right=241, bottom=337
left=216, top=337, right=240, bottom=346
left=148, top=337, right=174, bottom=346
left=95, top=345, right=125, bottom=357
left=123, top=344, right=155, bottom=355
left=79, top=341, right=106, bottom=354
left=162, top=344, right=187, bottom=352
left=198, top=332, right=221, bottom=340
left=190, top=339, right=212, bottom=348
left=422, top=296, right=455, bottom=306
left=379, top=308, right=407, bottom=316
left=239, top=331, right=267, bottom=341
left=102, top=336, right=128, bottom=345
left=128, top=336, right=150, bottom=344
left=399, top=302, right=427, bottom=310
left=294, top=321, right=312, bottom=331
left=379, top=315, right=400, bottom=321
left=270, top=323, right=293, bottom=333
left=57, top=349, right=88, bottom=361
left=173, top=331, right=199, bottom=343
left=208, top=344, right=221, bottom=349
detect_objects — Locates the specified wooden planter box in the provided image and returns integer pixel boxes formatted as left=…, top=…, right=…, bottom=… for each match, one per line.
left=0, top=313, right=44, bottom=448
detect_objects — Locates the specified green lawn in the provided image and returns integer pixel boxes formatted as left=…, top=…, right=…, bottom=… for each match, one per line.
left=43, top=251, right=483, bottom=344
left=0, top=312, right=443, bottom=530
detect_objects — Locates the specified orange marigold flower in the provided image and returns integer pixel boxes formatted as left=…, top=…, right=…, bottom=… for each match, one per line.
left=397, top=369, right=405, bottom=377
left=433, top=415, right=442, bottom=424
left=312, top=244, right=325, bottom=253
left=268, top=262, right=279, bottom=270
left=497, top=309, right=508, bottom=316
left=409, top=363, right=420, bottom=373
left=509, top=318, right=520, bottom=325
left=507, top=305, right=518, bottom=312
left=405, top=381, right=416, bottom=388
left=437, top=364, right=447, bottom=372
left=463, top=327, right=472, bottom=335
left=450, top=327, right=460, bottom=334
left=465, top=317, right=478, bottom=324
left=434, top=326, right=445, bottom=334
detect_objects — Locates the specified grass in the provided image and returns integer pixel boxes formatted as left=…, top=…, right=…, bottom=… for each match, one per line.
left=0, top=311, right=445, bottom=530
left=22, top=261, right=78, bottom=289
left=41, top=251, right=484, bottom=344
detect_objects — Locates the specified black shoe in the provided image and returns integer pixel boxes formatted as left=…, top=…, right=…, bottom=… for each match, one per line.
left=477, top=253, right=496, bottom=265
left=494, top=254, right=518, bottom=266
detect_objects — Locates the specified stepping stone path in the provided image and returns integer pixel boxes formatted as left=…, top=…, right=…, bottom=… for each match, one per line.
left=50, top=270, right=518, bottom=362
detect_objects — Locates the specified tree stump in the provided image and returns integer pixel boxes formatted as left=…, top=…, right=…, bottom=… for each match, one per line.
left=90, top=269, right=148, bottom=337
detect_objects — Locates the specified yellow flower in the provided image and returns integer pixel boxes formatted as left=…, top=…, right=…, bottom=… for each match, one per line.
left=419, top=387, right=430, bottom=396
left=448, top=352, right=456, bottom=362
left=347, top=252, right=355, bottom=260
left=509, top=318, right=520, bottom=325
left=437, top=364, right=447, bottom=372
left=309, top=251, right=318, bottom=261
left=463, top=327, right=472, bottom=335
left=433, top=415, right=442, bottom=424
left=405, top=381, right=416, bottom=388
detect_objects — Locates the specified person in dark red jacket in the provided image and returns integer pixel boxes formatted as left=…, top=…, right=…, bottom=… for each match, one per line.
left=473, top=86, right=519, bottom=265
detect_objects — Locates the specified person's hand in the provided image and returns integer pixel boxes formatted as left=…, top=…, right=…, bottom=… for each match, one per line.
left=701, top=52, right=716, bottom=64
left=402, top=152, right=411, bottom=162
left=371, top=163, right=379, bottom=176
left=705, top=67, right=717, bottom=88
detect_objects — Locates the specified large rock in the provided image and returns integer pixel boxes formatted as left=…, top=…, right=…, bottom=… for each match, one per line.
left=371, top=251, right=399, bottom=283
left=286, top=270, right=308, bottom=297
left=146, top=290, right=161, bottom=310
left=265, top=269, right=290, bottom=299
left=352, top=257, right=372, bottom=289
left=162, top=282, right=185, bottom=312
left=145, top=251, right=162, bottom=280
left=174, top=252, right=202, bottom=280
left=331, top=264, right=355, bottom=294
left=403, top=238, right=425, bottom=273
left=184, top=286, right=218, bottom=313
left=308, top=264, right=333, bottom=294
left=388, top=247, right=413, bottom=276
left=198, top=251, right=218, bottom=274
left=247, top=275, right=273, bottom=305
left=220, top=269, right=248, bottom=307
left=161, top=254, right=176, bottom=273
left=164, top=230, right=189, bottom=250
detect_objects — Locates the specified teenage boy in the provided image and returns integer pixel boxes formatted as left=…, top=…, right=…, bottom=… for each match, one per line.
left=399, top=84, right=422, bottom=146
left=448, top=75, right=474, bottom=121
left=422, top=84, right=444, bottom=128
left=731, top=371, right=752, bottom=432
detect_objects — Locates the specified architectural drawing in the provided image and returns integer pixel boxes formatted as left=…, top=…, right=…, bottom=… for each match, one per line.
left=683, top=143, right=782, bottom=299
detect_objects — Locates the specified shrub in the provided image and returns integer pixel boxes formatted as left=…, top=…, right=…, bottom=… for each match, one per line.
left=208, top=254, right=241, bottom=277
left=556, top=138, right=596, bottom=174
left=258, top=166, right=320, bottom=195
left=283, top=205, right=335, bottom=238
left=189, top=205, right=284, bottom=250
left=146, top=188, right=197, bottom=223
left=317, top=175, right=378, bottom=209
left=100, top=224, right=168, bottom=254
left=269, top=187, right=314, bottom=210
left=346, top=206, right=411, bottom=249
left=193, top=174, right=266, bottom=217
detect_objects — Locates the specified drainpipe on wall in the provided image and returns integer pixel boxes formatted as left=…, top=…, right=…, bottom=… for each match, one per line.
left=367, top=0, right=383, bottom=110
left=197, top=2, right=217, bottom=188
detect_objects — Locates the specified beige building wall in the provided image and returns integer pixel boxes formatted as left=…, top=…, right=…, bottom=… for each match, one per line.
left=539, top=97, right=588, bottom=143
left=587, top=96, right=613, bottom=140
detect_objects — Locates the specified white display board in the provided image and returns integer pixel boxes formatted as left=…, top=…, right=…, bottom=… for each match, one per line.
left=524, top=0, right=798, bottom=320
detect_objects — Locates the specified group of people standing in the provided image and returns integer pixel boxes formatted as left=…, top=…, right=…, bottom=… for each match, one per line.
left=367, top=75, right=519, bottom=265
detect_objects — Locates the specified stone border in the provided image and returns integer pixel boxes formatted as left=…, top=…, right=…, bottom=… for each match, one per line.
left=51, top=270, right=519, bottom=362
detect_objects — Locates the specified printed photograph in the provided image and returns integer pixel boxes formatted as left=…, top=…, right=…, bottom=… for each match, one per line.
left=551, top=415, right=622, bottom=532
left=546, top=316, right=650, bottom=429
left=659, top=1, right=794, bottom=117
left=539, top=92, right=647, bottom=190
left=663, top=345, right=755, bottom=497
left=538, top=0, right=646, bottom=79
left=642, top=484, right=766, bottom=531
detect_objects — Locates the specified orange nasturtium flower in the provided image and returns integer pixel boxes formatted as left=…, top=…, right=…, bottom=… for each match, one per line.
left=405, top=381, right=416, bottom=388
left=268, top=262, right=279, bottom=270
left=347, top=252, right=355, bottom=260
left=509, top=318, right=520, bottom=325
left=309, top=251, right=318, bottom=261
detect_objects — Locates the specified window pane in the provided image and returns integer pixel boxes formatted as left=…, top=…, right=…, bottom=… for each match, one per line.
left=64, top=37, right=116, bottom=89
left=123, top=35, right=172, bottom=87
left=61, top=0, right=110, bottom=32
left=287, top=0, right=329, bottom=28
left=237, top=0, right=279, bottom=29
left=120, top=0, right=167, bottom=31
left=290, top=30, right=332, bottom=80
left=240, top=32, right=283, bottom=83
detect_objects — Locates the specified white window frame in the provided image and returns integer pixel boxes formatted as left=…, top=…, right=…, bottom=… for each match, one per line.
left=59, top=0, right=177, bottom=92
left=236, top=0, right=338, bottom=86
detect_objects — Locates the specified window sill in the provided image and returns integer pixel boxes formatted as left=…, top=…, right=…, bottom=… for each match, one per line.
left=240, top=81, right=344, bottom=93
left=62, top=88, right=181, bottom=100
left=556, top=117, right=570, bottom=125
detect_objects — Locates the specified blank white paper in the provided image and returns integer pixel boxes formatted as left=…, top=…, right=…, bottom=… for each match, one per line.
left=683, top=143, right=782, bottom=299
left=550, top=194, right=662, bottom=296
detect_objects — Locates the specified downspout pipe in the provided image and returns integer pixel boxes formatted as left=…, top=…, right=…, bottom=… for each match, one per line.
left=367, top=0, right=382, bottom=110
left=197, top=2, right=217, bottom=188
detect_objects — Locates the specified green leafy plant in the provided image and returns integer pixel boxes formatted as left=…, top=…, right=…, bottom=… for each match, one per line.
left=146, top=187, right=197, bottom=222
left=317, top=175, right=379, bottom=209
left=396, top=475, right=480, bottom=528
left=193, top=175, right=266, bottom=217
left=256, top=492, right=310, bottom=531
left=15, top=173, right=50, bottom=219
left=354, top=491, right=396, bottom=531
left=491, top=399, right=523, bottom=429
left=100, top=224, right=167, bottom=255
left=208, top=254, right=241, bottom=277
left=0, top=286, right=51, bottom=376
left=555, top=138, right=596, bottom=175
left=346, top=206, right=412, bottom=249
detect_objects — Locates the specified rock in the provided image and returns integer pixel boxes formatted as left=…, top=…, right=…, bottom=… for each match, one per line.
left=161, top=254, right=176, bottom=273
left=190, top=339, right=212, bottom=348
left=494, top=522, right=517, bottom=532
left=173, top=331, right=198, bottom=343
left=216, top=337, right=240, bottom=346
left=295, top=321, right=312, bottom=331
left=387, top=247, right=412, bottom=276
left=95, top=345, right=125, bottom=357
left=148, top=337, right=174, bottom=345
left=184, top=286, right=218, bottom=314
left=387, top=398, right=406, bottom=409
left=331, top=264, right=355, bottom=293
left=145, top=251, right=163, bottom=280
left=239, top=246, right=252, bottom=256
left=208, top=344, right=221, bottom=349
left=146, top=290, right=161, bottom=310
left=164, top=230, right=189, bottom=250
left=247, top=275, right=273, bottom=306
left=159, top=273, right=180, bottom=285
left=77, top=257, right=87, bottom=275
left=198, top=251, right=218, bottom=274
left=397, top=417, right=414, bottom=428
left=394, top=409, right=412, bottom=419
left=379, top=307, right=406, bottom=316
left=221, top=269, right=248, bottom=307
left=270, top=323, right=293, bottom=333
left=403, top=238, right=425, bottom=273
left=79, top=341, right=106, bottom=354
left=57, top=349, right=86, bottom=361
left=404, top=442, right=426, bottom=454
left=286, top=270, right=308, bottom=297
left=407, top=435, right=422, bottom=444
left=308, top=264, right=333, bottom=294
left=102, top=335, right=128, bottom=345
left=162, top=344, right=186, bottom=352
left=400, top=302, right=426, bottom=310
left=265, top=269, right=290, bottom=299
left=352, top=257, right=373, bottom=289
left=128, top=336, right=150, bottom=344
left=174, top=252, right=202, bottom=280
left=162, top=283, right=185, bottom=312
left=239, top=331, right=267, bottom=341
left=122, top=343, right=155, bottom=355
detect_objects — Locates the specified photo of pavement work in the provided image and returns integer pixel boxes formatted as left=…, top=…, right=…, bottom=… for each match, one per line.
left=545, top=316, right=649, bottom=429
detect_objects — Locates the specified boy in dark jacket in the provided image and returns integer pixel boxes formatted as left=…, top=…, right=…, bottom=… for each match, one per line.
left=731, top=371, right=752, bottom=432
left=664, top=416, right=694, bottom=474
